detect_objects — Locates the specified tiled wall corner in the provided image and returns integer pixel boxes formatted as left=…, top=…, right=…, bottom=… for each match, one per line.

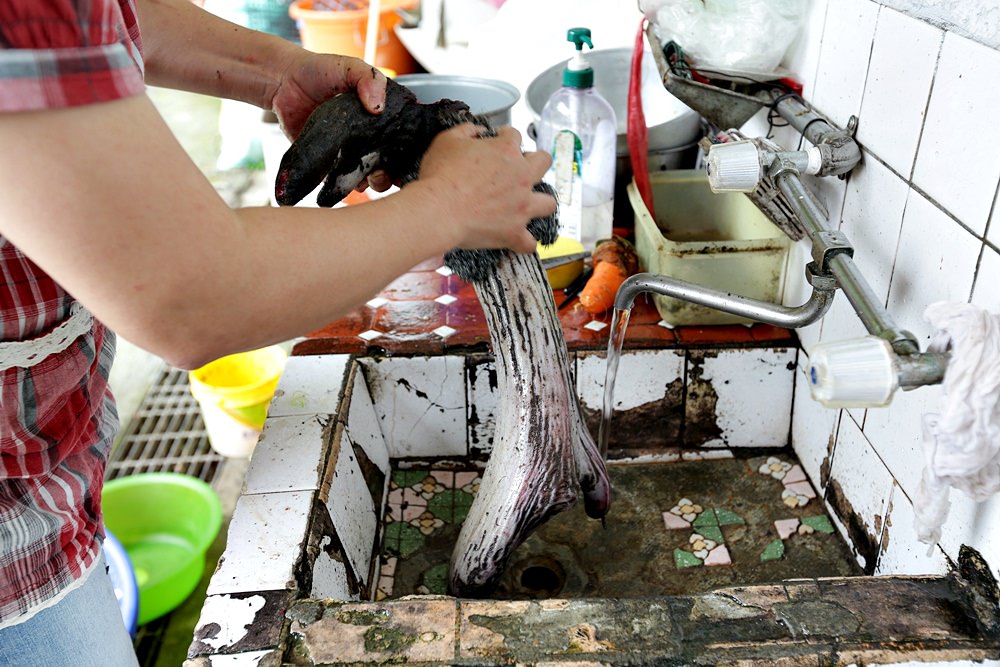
left=321, top=420, right=379, bottom=593
left=268, top=354, right=351, bottom=418
left=790, top=361, right=840, bottom=491
left=344, top=363, right=391, bottom=488
left=358, top=356, right=467, bottom=457
left=687, top=348, right=796, bottom=447
left=825, top=413, right=893, bottom=573
left=786, top=0, right=1000, bottom=572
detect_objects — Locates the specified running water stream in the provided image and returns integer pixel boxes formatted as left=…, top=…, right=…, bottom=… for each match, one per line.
left=598, top=306, right=632, bottom=457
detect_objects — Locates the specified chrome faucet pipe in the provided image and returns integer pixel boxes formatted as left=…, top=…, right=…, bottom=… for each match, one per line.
left=771, top=95, right=861, bottom=176
left=614, top=268, right=836, bottom=329
left=771, top=167, right=920, bottom=355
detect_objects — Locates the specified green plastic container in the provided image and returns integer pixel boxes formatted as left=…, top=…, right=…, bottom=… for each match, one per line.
left=102, top=473, right=222, bottom=625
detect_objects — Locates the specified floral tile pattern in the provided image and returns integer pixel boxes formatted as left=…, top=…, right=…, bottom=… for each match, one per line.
left=379, top=468, right=482, bottom=598
left=378, top=454, right=855, bottom=597
left=663, top=497, right=743, bottom=568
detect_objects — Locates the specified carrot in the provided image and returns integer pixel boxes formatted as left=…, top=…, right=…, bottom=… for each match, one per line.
left=578, top=236, right=639, bottom=315
left=578, top=261, right=627, bottom=314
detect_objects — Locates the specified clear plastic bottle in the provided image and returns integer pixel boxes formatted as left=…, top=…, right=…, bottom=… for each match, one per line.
left=535, top=27, right=618, bottom=252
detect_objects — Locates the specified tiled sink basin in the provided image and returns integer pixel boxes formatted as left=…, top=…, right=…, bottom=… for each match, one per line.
left=185, top=348, right=1000, bottom=666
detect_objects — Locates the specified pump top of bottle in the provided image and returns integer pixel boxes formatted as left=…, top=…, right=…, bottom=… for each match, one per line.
left=563, top=27, right=595, bottom=89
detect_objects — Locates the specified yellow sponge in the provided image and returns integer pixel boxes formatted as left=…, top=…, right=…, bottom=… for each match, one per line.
left=537, top=237, right=586, bottom=290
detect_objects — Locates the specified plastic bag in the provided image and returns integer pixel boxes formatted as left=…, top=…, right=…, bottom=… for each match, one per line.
left=646, top=0, right=806, bottom=74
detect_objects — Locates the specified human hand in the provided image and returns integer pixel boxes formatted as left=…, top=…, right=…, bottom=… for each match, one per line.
left=415, top=124, right=556, bottom=254
left=270, top=51, right=387, bottom=141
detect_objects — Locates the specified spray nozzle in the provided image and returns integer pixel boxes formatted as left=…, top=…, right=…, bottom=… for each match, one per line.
left=563, top=27, right=595, bottom=87
left=567, top=27, right=593, bottom=52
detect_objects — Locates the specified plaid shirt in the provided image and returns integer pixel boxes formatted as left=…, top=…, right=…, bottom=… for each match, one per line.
left=0, top=0, right=144, bottom=623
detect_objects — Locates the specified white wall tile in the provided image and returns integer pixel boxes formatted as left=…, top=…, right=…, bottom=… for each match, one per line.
left=359, top=356, right=467, bottom=457
left=577, top=349, right=684, bottom=412
left=791, top=360, right=841, bottom=490
left=243, top=415, right=330, bottom=495
left=913, top=32, right=1000, bottom=234
left=827, top=413, right=893, bottom=571
left=324, top=432, right=378, bottom=586
left=862, top=381, right=943, bottom=497
left=694, top=348, right=796, bottom=447
left=792, top=355, right=840, bottom=491
left=208, top=490, right=313, bottom=595
left=855, top=8, right=942, bottom=177
left=346, top=371, right=390, bottom=477
left=835, top=155, right=908, bottom=316
left=785, top=243, right=824, bottom=351
left=269, top=355, right=350, bottom=418
left=811, top=0, right=878, bottom=126
left=310, top=537, right=355, bottom=600
left=885, top=189, right=981, bottom=347
left=936, top=491, right=1000, bottom=576
left=876, top=484, right=949, bottom=576
left=191, top=594, right=271, bottom=654
left=816, top=293, right=872, bottom=349
left=781, top=0, right=828, bottom=97
left=972, top=245, right=1000, bottom=310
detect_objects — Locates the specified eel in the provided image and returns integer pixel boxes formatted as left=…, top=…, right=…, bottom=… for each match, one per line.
left=274, top=80, right=612, bottom=597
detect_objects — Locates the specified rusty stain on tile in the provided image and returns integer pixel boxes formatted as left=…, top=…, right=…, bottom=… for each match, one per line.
left=684, top=351, right=723, bottom=447
left=824, top=478, right=880, bottom=574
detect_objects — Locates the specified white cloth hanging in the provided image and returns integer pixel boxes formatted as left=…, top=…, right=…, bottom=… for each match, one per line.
left=915, top=301, right=1000, bottom=545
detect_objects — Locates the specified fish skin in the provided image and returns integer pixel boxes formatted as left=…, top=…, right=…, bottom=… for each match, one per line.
left=273, top=85, right=612, bottom=597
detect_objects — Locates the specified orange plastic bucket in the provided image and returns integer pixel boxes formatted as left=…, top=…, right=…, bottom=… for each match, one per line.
left=289, top=0, right=419, bottom=74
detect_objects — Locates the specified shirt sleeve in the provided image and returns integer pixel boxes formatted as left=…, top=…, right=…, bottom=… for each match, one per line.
left=0, top=0, right=145, bottom=112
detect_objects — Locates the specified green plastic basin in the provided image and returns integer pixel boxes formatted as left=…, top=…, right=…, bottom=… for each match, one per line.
left=102, top=473, right=222, bottom=625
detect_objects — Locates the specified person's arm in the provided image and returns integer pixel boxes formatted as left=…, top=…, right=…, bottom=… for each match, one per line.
left=135, top=0, right=386, bottom=137
left=0, top=94, right=552, bottom=369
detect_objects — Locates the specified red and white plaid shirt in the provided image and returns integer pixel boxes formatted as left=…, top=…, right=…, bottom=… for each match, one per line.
left=0, top=0, right=145, bottom=623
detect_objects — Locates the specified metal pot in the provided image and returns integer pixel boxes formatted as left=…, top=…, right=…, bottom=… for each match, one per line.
left=394, top=74, right=520, bottom=127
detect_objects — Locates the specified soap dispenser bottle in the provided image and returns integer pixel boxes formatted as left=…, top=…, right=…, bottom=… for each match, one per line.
left=535, top=27, right=618, bottom=252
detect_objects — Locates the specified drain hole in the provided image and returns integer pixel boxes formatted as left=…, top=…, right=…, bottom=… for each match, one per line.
left=515, top=557, right=565, bottom=597
left=521, top=566, right=560, bottom=593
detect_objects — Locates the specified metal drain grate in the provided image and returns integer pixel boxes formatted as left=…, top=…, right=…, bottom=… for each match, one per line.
left=107, top=366, right=227, bottom=487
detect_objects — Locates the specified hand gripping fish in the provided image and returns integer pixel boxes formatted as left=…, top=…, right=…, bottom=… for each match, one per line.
left=275, top=78, right=612, bottom=597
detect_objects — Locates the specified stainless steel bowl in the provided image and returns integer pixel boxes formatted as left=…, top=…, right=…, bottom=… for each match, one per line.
left=394, top=74, right=520, bottom=127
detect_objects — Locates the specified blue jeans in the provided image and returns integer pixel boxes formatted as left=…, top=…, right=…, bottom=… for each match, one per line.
left=0, top=552, right=139, bottom=667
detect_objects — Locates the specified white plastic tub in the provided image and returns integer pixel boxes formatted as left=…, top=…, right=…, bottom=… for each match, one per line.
left=630, top=170, right=791, bottom=326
